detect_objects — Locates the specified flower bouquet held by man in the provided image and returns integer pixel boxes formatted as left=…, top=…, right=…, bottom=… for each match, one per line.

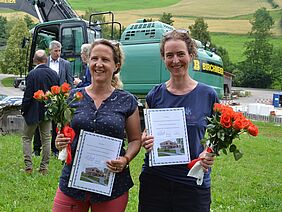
left=187, top=103, right=259, bottom=185
left=33, top=82, right=83, bottom=164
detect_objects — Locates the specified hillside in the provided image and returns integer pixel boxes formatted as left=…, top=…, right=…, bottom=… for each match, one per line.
left=70, top=0, right=282, bottom=35
left=0, top=0, right=281, bottom=35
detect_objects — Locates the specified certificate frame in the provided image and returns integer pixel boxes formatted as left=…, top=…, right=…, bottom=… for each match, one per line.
left=68, top=130, right=122, bottom=196
left=144, top=107, right=190, bottom=166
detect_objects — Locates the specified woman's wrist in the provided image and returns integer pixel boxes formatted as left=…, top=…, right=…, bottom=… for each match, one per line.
left=123, top=155, right=130, bottom=165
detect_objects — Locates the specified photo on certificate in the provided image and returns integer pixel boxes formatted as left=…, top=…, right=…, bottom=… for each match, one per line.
left=156, top=137, right=185, bottom=157
left=144, top=107, right=190, bottom=166
left=68, top=130, right=122, bottom=196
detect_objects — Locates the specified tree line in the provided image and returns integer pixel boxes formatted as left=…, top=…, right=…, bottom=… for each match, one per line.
left=0, top=8, right=282, bottom=89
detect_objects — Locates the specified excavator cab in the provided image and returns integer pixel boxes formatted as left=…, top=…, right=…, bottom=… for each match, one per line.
left=29, top=18, right=93, bottom=77
left=28, top=11, right=121, bottom=77
left=0, top=1, right=121, bottom=79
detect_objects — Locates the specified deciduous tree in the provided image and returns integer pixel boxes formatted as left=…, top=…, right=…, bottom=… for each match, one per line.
left=23, top=14, right=35, bottom=30
left=188, top=17, right=211, bottom=45
left=0, top=19, right=30, bottom=75
left=238, top=8, right=274, bottom=88
left=0, top=16, right=7, bottom=47
left=189, top=17, right=234, bottom=72
left=159, top=12, right=174, bottom=26
left=271, top=48, right=282, bottom=89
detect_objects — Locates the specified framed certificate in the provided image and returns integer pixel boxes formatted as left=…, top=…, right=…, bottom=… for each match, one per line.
left=144, top=107, right=190, bottom=166
left=68, top=130, right=122, bottom=196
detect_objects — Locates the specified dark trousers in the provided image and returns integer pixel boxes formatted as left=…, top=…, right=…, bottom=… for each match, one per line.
left=51, top=121, right=58, bottom=154
left=33, top=122, right=58, bottom=154
left=138, top=172, right=211, bottom=212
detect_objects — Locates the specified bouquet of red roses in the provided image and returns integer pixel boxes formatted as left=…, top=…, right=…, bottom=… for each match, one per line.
left=33, top=82, right=83, bottom=164
left=203, top=103, right=258, bottom=160
left=187, top=103, right=259, bottom=185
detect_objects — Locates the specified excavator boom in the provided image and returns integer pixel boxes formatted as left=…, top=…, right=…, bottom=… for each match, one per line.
left=0, top=0, right=78, bottom=22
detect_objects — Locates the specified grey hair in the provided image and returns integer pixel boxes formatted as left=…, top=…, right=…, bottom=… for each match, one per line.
left=81, top=43, right=91, bottom=58
left=49, top=40, right=62, bottom=50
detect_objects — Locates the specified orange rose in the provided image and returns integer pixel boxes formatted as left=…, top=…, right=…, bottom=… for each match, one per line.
left=233, top=112, right=244, bottom=120
left=74, top=91, right=83, bottom=101
left=248, top=124, right=259, bottom=136
left=33, top=90, right=45, bottom=100
left=233, top=118, right=244, bottom=130
left=61, top=82, right=71, bottom=93
left=213, top=103, right=223, bottom=112
left=51, top=85, right=60, bottom=95
left=220, top=113, right=232, bottom=128
left=243, top=119, right=251, bottom=129
left=222, top=107, right=235, bottom=119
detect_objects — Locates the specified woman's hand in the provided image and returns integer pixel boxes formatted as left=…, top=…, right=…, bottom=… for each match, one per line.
left=55, top=133, right=71, bottom=151
left=73, top=77, right=82, bottom=85
left=107, top=156, right=129, bottom=173
left=199, top=149, right=215, bottom=173
left=141, top=131, right=154, bottom=152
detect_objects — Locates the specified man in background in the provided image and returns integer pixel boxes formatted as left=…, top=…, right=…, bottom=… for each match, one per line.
left=47, top=40, right=73, bottom=86
left=21, top=50, right=59, bottom=175
left=48, top=40, right=73, bottom=157
left=33, top=40, right=74, bottom=157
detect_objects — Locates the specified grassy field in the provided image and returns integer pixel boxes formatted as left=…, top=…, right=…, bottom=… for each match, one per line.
left=1, top=0, right=282, bottom=35
left=67, top=0, right=280, bottom=16
left=0, top=1, right=281, bottom=74
left=0, top=121, right=281, bottom=211
left=68, top=0, right=180, bottom=11
left=211, top=33, right=282, bottom=63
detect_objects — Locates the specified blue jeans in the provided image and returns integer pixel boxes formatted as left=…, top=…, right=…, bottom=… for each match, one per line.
left=138, top=172, right=211, bottom=212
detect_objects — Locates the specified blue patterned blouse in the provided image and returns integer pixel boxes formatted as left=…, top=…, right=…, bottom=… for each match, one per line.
left=59, top=87, right=138, bottom=203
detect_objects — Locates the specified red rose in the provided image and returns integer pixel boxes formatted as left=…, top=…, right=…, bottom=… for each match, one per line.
left=233, top=112, right=244, bottom=120
left=33, top=90, right=45, bottom=100
left=213, top=103, right=223, bottom=112
left=220, top=113, right=232, bottom=128
left=51, top=85, right=60, bottom=95
left=233, top=118, right=244, bottom=130
left=248, top=124, right=259, bottom=136
left=243, top=119, right=251, bottom=129
left=74, top=91, right=83, bottom=101
left=61, top=82, right=71, bottom=93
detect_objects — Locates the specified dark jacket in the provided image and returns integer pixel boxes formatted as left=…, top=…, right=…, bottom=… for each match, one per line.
left=76, top=64, right=91, bottom=88
left=21, top=64, right=59, bottom=125
left=47, top=57, right=73, bottom=86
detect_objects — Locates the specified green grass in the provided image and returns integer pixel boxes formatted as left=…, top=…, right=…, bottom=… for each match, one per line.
left=222, top=8, right=282, bottom=20
left=0, top=8, right=14, bottom=13
left=211, top=121, right=282, bottom=211
left=211, top=33, right=282, bottom=63
left=0, top=121, right=281, bottom=211
left=1, top=77, right=14, bottom=87
left=68, top=0, right=180, bottom=11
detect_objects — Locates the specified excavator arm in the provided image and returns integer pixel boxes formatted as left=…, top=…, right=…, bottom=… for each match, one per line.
left=0, top=0, right=78, bottom=23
